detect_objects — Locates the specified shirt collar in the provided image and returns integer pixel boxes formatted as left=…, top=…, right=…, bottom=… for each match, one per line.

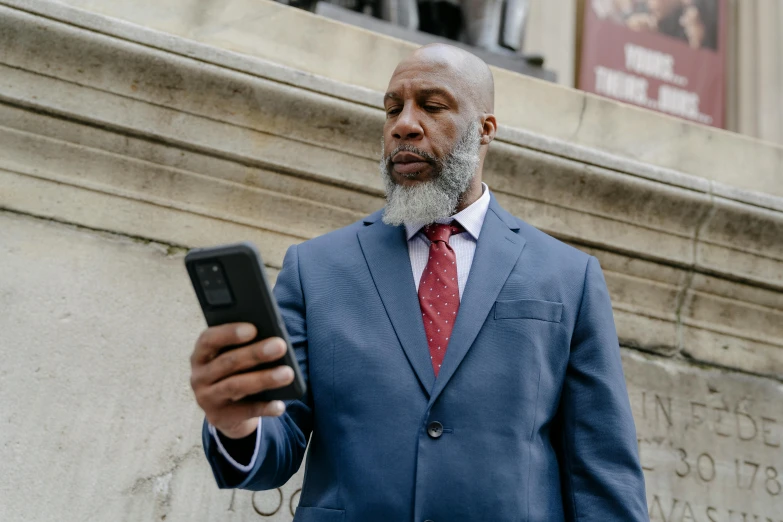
left=405, top=183, right=491, bottom=241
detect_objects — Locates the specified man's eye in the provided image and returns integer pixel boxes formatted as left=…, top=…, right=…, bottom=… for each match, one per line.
left=386, top=107, right=401, bottom=116
left=424, top=105, right=444, bottom=112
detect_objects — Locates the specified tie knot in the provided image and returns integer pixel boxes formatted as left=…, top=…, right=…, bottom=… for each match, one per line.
left=423, top=222, right=464, bottom=243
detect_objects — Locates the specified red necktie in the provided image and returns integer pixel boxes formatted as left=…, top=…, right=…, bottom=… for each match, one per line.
left=418, top=222, right=464, bottom=377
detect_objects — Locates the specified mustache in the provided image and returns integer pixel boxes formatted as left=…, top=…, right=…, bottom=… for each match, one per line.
left=384, top=144, right=438, bottom=165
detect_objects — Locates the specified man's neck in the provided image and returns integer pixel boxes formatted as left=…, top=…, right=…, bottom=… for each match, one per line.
left=455, top=178, right=484, bottom=213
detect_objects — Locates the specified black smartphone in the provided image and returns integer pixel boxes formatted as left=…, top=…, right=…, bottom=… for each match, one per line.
left=184, top=241, right=306, bottom=402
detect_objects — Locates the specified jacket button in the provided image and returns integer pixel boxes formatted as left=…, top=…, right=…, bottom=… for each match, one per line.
left=427, top=421, right=443, bottom=439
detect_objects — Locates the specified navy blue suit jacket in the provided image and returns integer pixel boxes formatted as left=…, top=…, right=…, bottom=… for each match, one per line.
left=204, top=195, right=648, bottom=521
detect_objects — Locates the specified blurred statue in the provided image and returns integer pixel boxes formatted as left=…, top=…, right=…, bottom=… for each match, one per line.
left=398, top=0, right=530, bottom=53
left=380, top=0, right=420, bottom=30
left=304, top=0, right=531, bottom=54
left=461, top=0, right=530, bottom=53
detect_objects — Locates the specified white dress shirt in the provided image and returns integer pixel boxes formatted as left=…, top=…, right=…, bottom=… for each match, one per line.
left=405, top=183, right=490, bottom=299
left=213, top=184, right=492, bottom=470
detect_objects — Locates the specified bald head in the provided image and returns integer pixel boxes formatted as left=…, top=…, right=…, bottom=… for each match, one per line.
left=393, top=44, right=495, bottom=114
left=381, top=43, right=498, bottom=217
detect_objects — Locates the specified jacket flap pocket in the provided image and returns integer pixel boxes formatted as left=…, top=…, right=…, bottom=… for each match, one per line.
left=294, top=506, right=345, bottom=522
left=494, top=299, right=563, bottom=323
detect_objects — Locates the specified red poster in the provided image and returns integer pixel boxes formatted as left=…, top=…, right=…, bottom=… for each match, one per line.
left=579, top=0, right=727, bottom=128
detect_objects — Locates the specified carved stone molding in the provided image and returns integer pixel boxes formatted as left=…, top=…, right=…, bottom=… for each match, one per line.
left=0, top=0, right=781, bottom=385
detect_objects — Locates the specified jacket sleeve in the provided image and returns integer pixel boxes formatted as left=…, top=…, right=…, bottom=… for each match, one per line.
left=202, top=243, right=313, bottom=490
left=557, top=256, right=648, bottom=521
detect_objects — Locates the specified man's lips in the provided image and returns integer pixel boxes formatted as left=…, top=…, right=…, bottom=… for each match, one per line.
left=392, top=151, right=432, bottom=175
left=393, top=161, right=430, bottom=175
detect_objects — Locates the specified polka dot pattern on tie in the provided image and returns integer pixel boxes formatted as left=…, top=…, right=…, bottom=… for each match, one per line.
left=418, top=222, right=464, bottom=377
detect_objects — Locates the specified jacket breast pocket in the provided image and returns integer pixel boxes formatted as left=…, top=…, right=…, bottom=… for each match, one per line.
left=494, top=299, right=563, bottom=323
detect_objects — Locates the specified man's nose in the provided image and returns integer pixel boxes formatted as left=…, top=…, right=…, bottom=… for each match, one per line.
left=391, top=105, right=423, bottom=141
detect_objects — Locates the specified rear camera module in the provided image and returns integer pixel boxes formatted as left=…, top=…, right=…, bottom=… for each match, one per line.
left=195, top=260, right=233, bottom=306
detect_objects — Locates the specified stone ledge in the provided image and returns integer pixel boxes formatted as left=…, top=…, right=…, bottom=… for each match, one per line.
left=10, top=0, right=782, bottom=198
left=1, top=4, right=780, bottom=284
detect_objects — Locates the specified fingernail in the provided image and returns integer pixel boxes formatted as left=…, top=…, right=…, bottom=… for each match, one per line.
left=236, top=324, right=255, bottom=341
left=272, top=366, right=293, bottom=381
left=271, top=401, right=285, bottom=414
left=263, top=339, right=285, bottom=357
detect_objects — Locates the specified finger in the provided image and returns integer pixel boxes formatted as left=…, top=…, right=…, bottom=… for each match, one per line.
left=201, top=337, right=287, bottom=386
left=191, top=323, right=256, bottom=366
left=209, top=365, right=295, bottom=403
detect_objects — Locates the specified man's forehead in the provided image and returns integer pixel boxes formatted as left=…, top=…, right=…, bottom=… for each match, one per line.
left=386, top=60, right=464, bottom=97
left=384, top=81, right=457, bottom=100
left=384, top=44, right=493, bottom=111
left=391, top=54, right=463, bottom=82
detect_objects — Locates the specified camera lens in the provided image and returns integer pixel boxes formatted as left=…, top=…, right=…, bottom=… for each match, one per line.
left=195, top=260, right=233, bottom=307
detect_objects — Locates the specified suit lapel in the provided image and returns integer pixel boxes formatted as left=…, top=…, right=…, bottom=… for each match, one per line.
left=357, top=215, right=435, bottom=396
left=428, top=196, right=526, bottom=405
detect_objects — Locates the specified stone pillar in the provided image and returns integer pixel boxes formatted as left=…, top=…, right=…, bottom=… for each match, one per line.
left=726, top=0, right=783, bottom=146
left=525, top=0, right=577, bottom=86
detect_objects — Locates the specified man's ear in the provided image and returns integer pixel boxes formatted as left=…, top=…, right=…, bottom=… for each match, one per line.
left=480, top=114, right=497, bottom=145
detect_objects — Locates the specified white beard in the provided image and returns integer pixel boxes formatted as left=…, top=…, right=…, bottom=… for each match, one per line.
left=380, top=122, right=481, bottom=226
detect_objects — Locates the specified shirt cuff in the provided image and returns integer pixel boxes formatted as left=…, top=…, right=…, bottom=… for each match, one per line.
left=208, top=418, right=262, bottom=473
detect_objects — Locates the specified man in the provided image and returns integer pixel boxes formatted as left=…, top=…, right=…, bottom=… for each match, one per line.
left=680, top=0, right=718, bottom=50
left=190, top=44, right=648, bottom=521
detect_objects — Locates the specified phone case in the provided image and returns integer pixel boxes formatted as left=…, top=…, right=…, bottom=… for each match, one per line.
left=184, top=242, right=307, bottom=402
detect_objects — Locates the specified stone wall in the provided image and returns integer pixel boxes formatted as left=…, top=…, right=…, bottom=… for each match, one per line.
left=1, top=1, right=781, bottom=520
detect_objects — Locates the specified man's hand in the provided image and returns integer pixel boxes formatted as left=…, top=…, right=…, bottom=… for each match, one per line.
left=190, top=323, right=295, bottom=439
